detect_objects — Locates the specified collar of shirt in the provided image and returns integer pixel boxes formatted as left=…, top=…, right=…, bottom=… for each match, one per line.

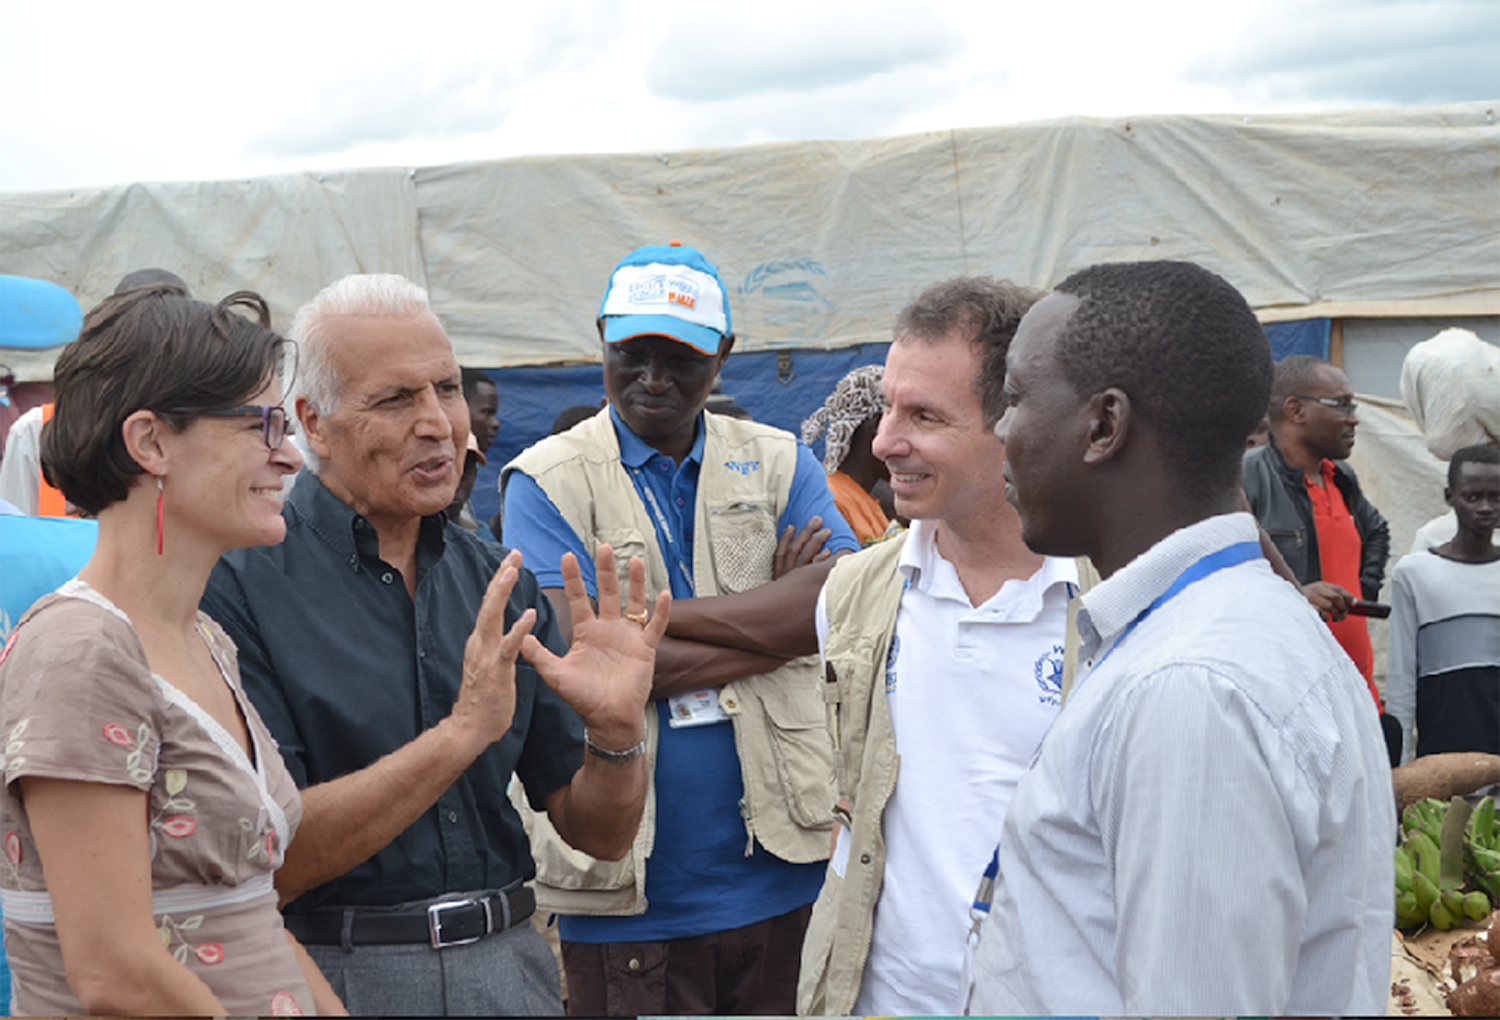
left=608, top=404, right=706, bottom=470
left=1075, top=511, right=1260, bottom=661
left=899, top=518, right=1079, bottom=621
left=288, top=469, right=447, bottom=572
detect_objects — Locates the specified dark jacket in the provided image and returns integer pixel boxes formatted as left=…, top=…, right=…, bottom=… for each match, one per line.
left=1242, top=436, right=1390, bottom=601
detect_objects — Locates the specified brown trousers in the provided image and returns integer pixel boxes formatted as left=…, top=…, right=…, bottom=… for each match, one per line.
left=560, top=902, right=812, bottom=1016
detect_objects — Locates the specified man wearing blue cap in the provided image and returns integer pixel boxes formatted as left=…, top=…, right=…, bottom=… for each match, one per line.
left=503, top=242, right=860, bottom=1016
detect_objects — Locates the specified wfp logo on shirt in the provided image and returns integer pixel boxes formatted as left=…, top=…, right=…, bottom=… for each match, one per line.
left=1034, top=644, right=1065, bottom=706
left=724, top=460, right=761, bottom=475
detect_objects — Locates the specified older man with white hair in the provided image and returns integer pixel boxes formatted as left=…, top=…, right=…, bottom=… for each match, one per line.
left=202, top=274, right=668, bottom=1016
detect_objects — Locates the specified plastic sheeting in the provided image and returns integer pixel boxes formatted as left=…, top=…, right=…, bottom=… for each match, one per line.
left=2, top=103, right=1496, bottom=380
left=0, top=171, right=423, bottom=378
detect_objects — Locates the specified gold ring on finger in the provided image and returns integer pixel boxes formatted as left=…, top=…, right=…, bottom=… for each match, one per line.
left=624, top=609, right=649, bottom=625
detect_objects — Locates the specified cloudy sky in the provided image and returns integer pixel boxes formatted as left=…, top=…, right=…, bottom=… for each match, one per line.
left=0, top=0, right=1494, bottom=194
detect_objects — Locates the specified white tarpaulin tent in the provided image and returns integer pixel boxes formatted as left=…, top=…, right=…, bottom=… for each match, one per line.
left=2, top=101, right=1496, bottom=378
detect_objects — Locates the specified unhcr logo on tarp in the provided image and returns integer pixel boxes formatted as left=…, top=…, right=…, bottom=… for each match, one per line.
left=737, top=258, right=834, bottom=343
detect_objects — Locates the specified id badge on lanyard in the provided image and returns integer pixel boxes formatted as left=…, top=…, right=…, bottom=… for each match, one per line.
left=632, top=461, right=727, bottom=727
left=667, top=689, right=731, bottom=727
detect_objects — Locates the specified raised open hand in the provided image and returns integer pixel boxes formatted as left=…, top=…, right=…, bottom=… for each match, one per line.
left=522, top=544, right=670, bottom=742
left=453, top=550, right=534, bottom=747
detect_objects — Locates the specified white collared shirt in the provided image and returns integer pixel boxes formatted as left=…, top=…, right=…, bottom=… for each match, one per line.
left=967, top=512, right=1395, bottom=1016
left=816, top=519, right=1078, bottom=1017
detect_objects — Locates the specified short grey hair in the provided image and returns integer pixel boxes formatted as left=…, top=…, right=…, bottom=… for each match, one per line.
left=288, top=274, right=437, bottom=473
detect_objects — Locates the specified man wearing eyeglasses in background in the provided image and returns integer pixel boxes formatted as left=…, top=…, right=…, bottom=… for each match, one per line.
left=1243, top=355, right=1393, bottom=751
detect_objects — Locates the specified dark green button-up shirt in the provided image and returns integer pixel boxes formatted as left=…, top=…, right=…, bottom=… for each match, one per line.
left=202, top=471, right=581, bottom=915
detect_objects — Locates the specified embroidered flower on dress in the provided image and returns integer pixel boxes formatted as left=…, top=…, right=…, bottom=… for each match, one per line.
left=158, top=914, right=206, bottom=965
left=271, top=990, right=305, bottom=1016
left=123, top=721, right=156, bottom=785
left=194, top=942, right=224, bottom=965
left=5, top=719, right=27, bottom=777
left=6, top=718, right=29, bottom=756
left=152, top=763, right=196, bottom=841
left=164, top=768, right=188, bottom=796
left=4, top=832, right=20, bottom=865
left=103, top=722, right=133, bottom=746
left=160, top=815, right=197, bottom=838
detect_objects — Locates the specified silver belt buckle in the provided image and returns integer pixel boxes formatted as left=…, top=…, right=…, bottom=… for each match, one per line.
left=427, top=896, right=491, bottom=949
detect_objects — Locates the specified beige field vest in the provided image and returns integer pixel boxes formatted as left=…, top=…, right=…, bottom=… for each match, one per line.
left=797, top=534, right=1098, bottom=1015
left=503, top=409, right=836, bottom=916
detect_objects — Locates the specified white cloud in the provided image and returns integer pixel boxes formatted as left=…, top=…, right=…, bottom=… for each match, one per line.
left=1186, top=0, right=1500, bottom=104
left=645, top=2, right=962, bottom=101
left=522, top=0, right=624, bottom=75
left=249, top=62, right=514, bottom=157
left=656, top=63, right=961, bottom=149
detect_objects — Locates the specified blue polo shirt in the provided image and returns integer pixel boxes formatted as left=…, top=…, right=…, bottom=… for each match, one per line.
left=503, top=408, right=857, bottom=942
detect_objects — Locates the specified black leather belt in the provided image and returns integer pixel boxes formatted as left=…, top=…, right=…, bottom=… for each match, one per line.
left=285, top=885, right=536, bottom=950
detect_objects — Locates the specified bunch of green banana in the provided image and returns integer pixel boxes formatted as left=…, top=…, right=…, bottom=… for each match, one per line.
left=1394, top=795, right=1498, bottom=931
left=1466, top=795, right=1500, bottom=901
left=1402, top=797, right=1446, bottom=842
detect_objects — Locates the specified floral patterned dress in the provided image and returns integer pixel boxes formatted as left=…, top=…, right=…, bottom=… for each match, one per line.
left=0, top=580, right=314, bottom=1016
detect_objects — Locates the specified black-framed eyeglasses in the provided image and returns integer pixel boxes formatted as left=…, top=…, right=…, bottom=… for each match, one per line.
left=192, top=404, right=292, bottom=449
left=1294, top=394, right=1358, bottom=418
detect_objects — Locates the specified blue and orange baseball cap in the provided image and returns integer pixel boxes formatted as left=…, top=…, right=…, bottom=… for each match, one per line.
left=598, top=242, right=732, bottom=355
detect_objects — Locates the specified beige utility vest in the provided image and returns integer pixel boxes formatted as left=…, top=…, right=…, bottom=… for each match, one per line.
left=503, top=409, right=836, bottom=916
left=797, top=535, right=1098, bottom=1016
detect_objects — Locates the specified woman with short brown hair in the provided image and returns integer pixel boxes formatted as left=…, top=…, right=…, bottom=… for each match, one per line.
left=0, top=283, right=344, bottom=1015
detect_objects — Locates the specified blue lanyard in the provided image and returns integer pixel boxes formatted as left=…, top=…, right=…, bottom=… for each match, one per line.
left=969, top=849, right=1000, bottom=933
left=628, top=465, right=695, bottom=596
left=1091, top=540, right=1262, bottom=672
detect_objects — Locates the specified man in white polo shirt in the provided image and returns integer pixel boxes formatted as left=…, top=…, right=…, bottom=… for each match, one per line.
left=797, top=276, right=1096, bottom=1017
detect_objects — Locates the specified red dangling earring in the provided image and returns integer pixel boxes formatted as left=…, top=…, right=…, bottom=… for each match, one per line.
left=155, top=475, right=165, bottom=556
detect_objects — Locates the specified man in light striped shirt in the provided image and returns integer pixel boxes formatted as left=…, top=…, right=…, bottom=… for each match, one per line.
left=970, top=260, right=1395, bottom=1016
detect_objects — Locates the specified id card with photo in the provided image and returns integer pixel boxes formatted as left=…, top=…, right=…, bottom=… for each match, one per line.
left=667, top=689, right=730, bottom=728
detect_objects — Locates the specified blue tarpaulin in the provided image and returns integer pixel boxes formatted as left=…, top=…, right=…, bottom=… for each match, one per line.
left=1266, top=318, right=1331, bottom=361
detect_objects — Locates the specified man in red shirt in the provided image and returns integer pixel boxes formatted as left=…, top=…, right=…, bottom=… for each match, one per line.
left=1243, top=356, right=1393, bottom=752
